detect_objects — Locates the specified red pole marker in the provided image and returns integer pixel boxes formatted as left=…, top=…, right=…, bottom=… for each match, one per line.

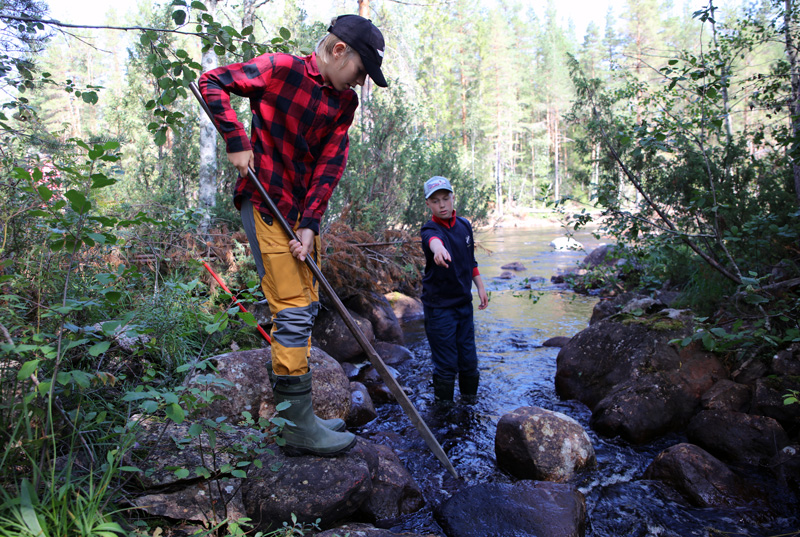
left=203, top=261, right=271, bottom=343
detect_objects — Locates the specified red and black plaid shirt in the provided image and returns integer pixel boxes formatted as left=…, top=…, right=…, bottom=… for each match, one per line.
left=198, top=53, right=358, bottom=234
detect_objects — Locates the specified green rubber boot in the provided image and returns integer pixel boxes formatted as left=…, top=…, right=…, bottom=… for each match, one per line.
left=268, top=366, right=346, bottom=432
left=459, top=373, right=480, bottom=405
left=273, top=372, right=356, bottom=457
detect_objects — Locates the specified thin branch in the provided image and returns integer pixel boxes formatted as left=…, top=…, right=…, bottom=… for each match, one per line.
left=0, top=14, right=206, bottom=38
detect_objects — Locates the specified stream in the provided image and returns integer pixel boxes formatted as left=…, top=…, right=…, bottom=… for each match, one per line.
left=355, top=225, right=799, bottom=537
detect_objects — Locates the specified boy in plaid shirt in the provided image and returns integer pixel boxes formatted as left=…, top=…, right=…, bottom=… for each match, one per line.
left=199, top=15, right=387, bottom=457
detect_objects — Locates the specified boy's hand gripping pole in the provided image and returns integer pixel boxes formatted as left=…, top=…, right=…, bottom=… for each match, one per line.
left=190, top=82, right=459, bottom=479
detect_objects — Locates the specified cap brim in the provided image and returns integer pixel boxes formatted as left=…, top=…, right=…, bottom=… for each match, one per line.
left=363, top=60, right=388, bottom=88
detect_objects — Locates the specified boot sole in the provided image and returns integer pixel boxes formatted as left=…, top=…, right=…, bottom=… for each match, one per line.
left=281, top=435, right=357, bottom=457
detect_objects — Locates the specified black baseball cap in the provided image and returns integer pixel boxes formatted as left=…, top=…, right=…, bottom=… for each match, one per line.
left=328, top=14, right=388, bottom=88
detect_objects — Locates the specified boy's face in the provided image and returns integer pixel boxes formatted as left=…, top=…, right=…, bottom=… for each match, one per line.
left=327, top=43, right=367, bottom=91
left=426, top=190, right=454, bottom=220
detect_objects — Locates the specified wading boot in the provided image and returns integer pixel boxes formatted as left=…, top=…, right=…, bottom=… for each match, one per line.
left=459, top=373, right=479, bottom=405
left=268, top=366, right=346, bottom=432
left=272, top=372, right=356, bottom=457
left=432, top=374, right=455, bottom=406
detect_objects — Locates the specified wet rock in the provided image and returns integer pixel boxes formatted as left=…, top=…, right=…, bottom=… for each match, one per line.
left=373, top=341, right=414, bottom=366
left=436, top=481, right=586, bottom=537
left=501, top=261, right=527, bottom=271
left=347, top=381, right=377, bottom=427
left=752, top=377, right=800, bottom=432
left=771, top=445, right=800, bottom=497
left=186, top=347, right=350, bottom=423
left=731, top=357, right=770, bottom=387
left=316, top=524, right=436, bottom=537
left=542, top=336, right=572, bottom=347
left=312, top=307, right=375, bottom=362
left=773, top=345, right=800, bottom=376
left=642, top=443, right=758, bottom=508
left=495, top=406, right=596, bottom=482
left=701, top=379, right=752, bottom=412
left=581, top=244, right=612, bottom=268
left=556, top=315, right=728, bottom=444
left=358, top=443, right=425, bottom=522
left=341, top=361, right=362, bottom=380
left=131, top=479, right=246, bottom=523
left=551, top=274, right=566, bottom=284
left=346, top=292, right=404, bottom=344
left=550, top=237, right=583, bottom=251
left=243, top=438, right=379, bottom=529
left=356, top=364, right=400, bottom=404
left=687, top=410, right=790, bottom=465
left=588, top=292, right=641, bottom=324
left=384, top=291, right=423, bottom=321
left=497, top=271, right=515, bottom=279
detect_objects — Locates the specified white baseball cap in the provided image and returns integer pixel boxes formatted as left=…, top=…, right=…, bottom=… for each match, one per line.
left=424, top=176, right=453, bottom=199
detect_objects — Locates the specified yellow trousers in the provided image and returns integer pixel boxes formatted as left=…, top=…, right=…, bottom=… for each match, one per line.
left=250, top=204, right=321, bottom=376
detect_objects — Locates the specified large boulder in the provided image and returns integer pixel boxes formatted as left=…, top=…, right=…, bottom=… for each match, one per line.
left=495, top=407, right=596, bottom=482
left=436, top=481, right=586, bottom=537
left=373, top=341, right=414, bottom=366
left=642, top=443, right=760, bottom=508
left=243, top=438, right=379, bottom=529
left=687, top=410, right=790, bottom=465
left=131, top=479, right=246, bottom=524
left=313, top=307, right=376, bottom=362
left=555, top=314, right=728, bottom=443
left=357, top=443, right=425, bottom=522
left=550, top=236, right=583, bottom=251
left=185, top=347, right=350, bottom=423
left=346, top=292, right=404, bottom=344
left=316, top=525, right=437, bottom=537
left=384, top=291, right=423, bottom=321
left=751, top=377, right=800, bottom=432
left=700, top=379, right=752, bottom=412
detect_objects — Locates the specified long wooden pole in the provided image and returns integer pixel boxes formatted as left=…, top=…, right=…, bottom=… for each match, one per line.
left=190, top=82, right=458, bottom=478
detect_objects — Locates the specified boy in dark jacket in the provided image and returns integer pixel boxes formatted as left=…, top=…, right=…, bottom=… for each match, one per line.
left=420, top=176, right=488, bottom=404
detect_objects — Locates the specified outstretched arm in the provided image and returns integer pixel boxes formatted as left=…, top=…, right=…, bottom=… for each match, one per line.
left=473, top=274, right=488, bottom=310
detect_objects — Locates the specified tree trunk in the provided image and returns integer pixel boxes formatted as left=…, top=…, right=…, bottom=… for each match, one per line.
left=198, top=0, right=220, bottom=233
left=784, top=0, right=800, bottom=205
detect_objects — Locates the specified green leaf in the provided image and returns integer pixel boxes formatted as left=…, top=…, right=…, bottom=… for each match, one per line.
left=88, top=341, right=111, bottom=357
left=166, top=403, right=185, bottom=424
left=37, top=184, right=54, bottom=202
left=17, top=359, right=41, bottom=380
left=279, top=27, right=291, bottom=40
left=81, top=91, right=99, bottom=104
left=65, top=189, right=90, bottom=214
left=19, top=479, right=43, bottom=535
left=91, top=174, right=116, bottom=189
left=172, top=9, right=187, bottom=25
left=232, top=469, right=247, bottom=478
left=119, top=466, right=142, bottom=472
left=174, top=468, right=190, bottom=479
left=191, top=0, right=207, bottom=10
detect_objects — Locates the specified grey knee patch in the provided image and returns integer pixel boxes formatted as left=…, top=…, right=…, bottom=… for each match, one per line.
left=272, top=304, right=319, bottom=348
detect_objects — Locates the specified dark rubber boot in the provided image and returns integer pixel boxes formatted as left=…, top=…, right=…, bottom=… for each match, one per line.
left=432, top=375, right=455, bottom=404
left=459, top=373, right=479, bottom=405
left=268, top=366, right=346, bottom=432
left=272, top=372, right=356, bottom=457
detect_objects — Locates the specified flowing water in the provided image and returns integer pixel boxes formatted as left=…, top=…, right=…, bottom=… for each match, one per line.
left=356, top=226, right=799, bottom=537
